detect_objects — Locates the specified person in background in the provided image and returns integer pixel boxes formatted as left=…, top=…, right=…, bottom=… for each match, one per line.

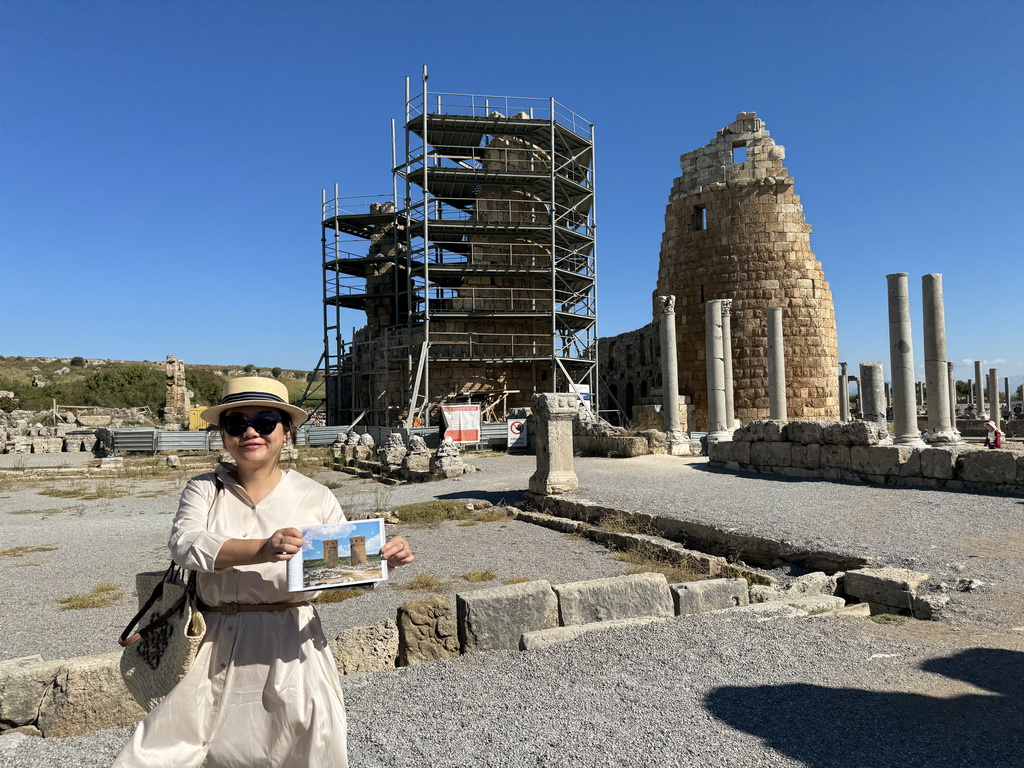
left=114, top=377, right=414, bottom=768
left=984, top=420, right=1004, bottom=449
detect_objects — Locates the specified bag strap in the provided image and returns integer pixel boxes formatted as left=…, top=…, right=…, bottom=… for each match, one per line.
left=119, top=476, right=221, bottom=648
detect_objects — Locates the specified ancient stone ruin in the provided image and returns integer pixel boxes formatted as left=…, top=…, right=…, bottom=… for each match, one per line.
left=602, top=113, right=839, bottom=429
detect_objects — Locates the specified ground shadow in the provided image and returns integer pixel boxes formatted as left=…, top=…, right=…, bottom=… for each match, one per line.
left=705, top=647, right=1024, bottom=767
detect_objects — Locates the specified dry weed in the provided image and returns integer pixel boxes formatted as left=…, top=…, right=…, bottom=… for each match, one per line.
left=610, top=546, right=700, bottom=584
left=315, top=588, right=369, bottom=604
left=0, top=544, right=58, bottom=558
left=455, top=570, right=498, bottom=583
left=58, top=581, right=125, bottom=610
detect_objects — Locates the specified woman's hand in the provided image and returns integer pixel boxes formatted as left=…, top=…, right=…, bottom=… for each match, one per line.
left=259, top=527, right=304, bottom=562
left=380, top=535, right=414, bottom=567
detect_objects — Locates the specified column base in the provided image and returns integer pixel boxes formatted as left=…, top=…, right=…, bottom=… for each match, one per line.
left=706, top=429, right=734, bottom=445
left=927, top=431, right=960, bottom=445
left=529, top=471, right=579, bottom=495
left=894, top=434, right=926, bottom=447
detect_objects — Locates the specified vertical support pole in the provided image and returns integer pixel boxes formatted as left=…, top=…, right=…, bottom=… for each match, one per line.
left=922, top=273, right=956, bottom=442
left=659, top=296, right=681, bottom=434
left=704, top=300, right=731, bottom=442
left=721, top=299, right=735, bottom=428
left=1004, top=377, right=1011, bottom=419
left=974, top=361, right=987, bottom=419
left=886, top=273, right=925, bottom=446
left=839, top=362, right=850, bottom=422
left=766, top=307, right=788, bottom=422
left=989, top=368, right=1000, bottom=429
left=947, top=362, right=958, bottom=435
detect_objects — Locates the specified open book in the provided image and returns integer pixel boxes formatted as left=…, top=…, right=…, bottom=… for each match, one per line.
left=286, top=518, right=389, bottom=592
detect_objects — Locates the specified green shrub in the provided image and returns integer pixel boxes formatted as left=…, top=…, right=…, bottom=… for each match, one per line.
left=244, top=364, right=255, bottom=374
left=186, top=369, right=224, bottom=407
left=271, top=367, right=282, bottom=379
left=70, top=356, right=86, bottom=367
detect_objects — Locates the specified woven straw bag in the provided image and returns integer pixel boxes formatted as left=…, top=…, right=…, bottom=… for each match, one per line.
left=119, top=563, right=207, bottom=711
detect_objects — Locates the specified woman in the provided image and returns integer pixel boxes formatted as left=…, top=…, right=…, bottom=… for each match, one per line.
left=114, top=377, right=413, bottom=767
left=984, top=420, right=1004, bottom=449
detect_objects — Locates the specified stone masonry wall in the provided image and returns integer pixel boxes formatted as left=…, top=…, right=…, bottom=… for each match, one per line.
left=654, top=113, right=839, bottom=429
left=710, top=420, right=1024, bottom=495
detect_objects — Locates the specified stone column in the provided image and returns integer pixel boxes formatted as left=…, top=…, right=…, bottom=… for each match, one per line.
left=766, top=307, right=788, bottom=422
left=528, top=393, right=579, bottom=495
left=1004, top=377, right=1011, bottom=418
left=838, top=362, right=850, bottom=422
left=947, top=362, right=958, bottom=435
left=704, top=300, right=732, bottom=442
left=859, top=362, right=887, bottom=430
left=884, top=382, right=892, bottom=412
left=988, top=368, right=1000, bottom=429
left=721, top=299, right=736, bottom=429
left=886, top=273, right=924, bottom=446
left=916, top=382, right=924, bottom=409
left=967, top=379, right=973, bottom=406
left=658, top=295, right=686, bottom=455
left=921, top=273, right=956, bottom=442
left=974, top=361, right=987, bottom=419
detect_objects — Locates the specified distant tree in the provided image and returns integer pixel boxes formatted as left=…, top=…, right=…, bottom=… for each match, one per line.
left=271, top=367, right=282, bottom=379
left=70, top=356, right=86, bottom=367
left=244, top=364, right=256, bottom=374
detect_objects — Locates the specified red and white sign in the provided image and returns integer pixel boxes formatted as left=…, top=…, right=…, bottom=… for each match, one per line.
left=507, top=418, right=528, bottom=449
left=441, top=404, right=481, bottom=444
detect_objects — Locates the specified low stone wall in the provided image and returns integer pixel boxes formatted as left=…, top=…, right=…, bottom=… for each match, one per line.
left=574, top=430, right=699, bottom=458
left=709, top=420, right=1024, bottom=495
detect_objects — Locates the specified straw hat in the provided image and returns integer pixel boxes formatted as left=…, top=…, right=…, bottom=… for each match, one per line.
left=201, top=377, right=308, bottom=428
left=985, top=420, right=997, bottom=430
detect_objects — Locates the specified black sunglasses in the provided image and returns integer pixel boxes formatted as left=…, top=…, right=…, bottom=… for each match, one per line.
left=221, top=412, right=284, bottom=437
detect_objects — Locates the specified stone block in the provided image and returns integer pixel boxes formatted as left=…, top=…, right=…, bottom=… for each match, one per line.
left=783, top=421, right=825, bottom=445
left=30, top=437, right=63, bottom=454
left=959, top=450, right=1017, bottom=485
left=0, top=658, right=63, bottom=728
left=554, top=573, right=673, bottom=626
left=911, top=593, right=949, bottom=621
left=820, top=444, right=851, bottom=470
left=329, top=621, right=398, bottom=674
left=786, top=572, right=838, bottom=596
left=457, top=580, right=559, bottom=653
left=804, top=443, right=822, bottom=470
left=850, top=445, right=909, bottom=477
left=823, top=421, right=886, bottom=446
left=708, top=440, right=749, bottom=465
left=1018, top=455, right=1024, bottom=486
left=99, top=457, right=123, bottom=469
left=920, top=448, right=956, bottom=479
left=671, top=578, right=749, bottom=615
left=36, top=653, right=146, bottom=737
left=519, top=617, right=671, bottom=651
left=750, top=441, right=792, bottom=468
left=779, top=595, right=846, bottom=613
left=397, top=595, right=459, bottom=666
left=843, top=567, right=929, bottom=612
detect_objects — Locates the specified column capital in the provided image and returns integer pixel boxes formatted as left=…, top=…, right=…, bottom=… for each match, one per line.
left=657, top=294, right=676, bottom=313
left=531, top=392, right=579, bottom=420
left=720, top=298, right=733, bottom=316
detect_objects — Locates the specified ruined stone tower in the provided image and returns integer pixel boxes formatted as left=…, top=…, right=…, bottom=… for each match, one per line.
left=654, top=112, right=839, bottom=428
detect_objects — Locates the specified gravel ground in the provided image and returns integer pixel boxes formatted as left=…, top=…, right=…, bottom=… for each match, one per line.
left=3, top=452, right=1024, bottom=766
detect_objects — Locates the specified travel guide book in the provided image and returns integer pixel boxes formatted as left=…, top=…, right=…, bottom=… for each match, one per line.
left=286, top=518, right=388, bottom=592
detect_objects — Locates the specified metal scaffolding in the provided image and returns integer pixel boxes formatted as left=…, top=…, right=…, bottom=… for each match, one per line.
left=313, top=68, right=597, bottom=427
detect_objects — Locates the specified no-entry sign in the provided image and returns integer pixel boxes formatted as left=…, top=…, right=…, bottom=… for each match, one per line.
left=507, top=418, right=527, bottom=449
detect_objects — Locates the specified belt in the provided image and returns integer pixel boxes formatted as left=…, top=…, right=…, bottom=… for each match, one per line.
left=204, top=601, right=311, bottom=615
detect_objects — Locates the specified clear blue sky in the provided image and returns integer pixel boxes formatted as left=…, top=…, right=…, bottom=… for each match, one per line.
left=3, top=1, right=1021, bottom=390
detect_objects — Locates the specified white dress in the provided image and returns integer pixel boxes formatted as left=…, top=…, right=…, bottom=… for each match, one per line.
left=113, top=465, right=349, bottom=768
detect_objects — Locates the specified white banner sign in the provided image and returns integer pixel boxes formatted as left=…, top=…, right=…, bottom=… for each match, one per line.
left=441, top=404, right=481, bottom=444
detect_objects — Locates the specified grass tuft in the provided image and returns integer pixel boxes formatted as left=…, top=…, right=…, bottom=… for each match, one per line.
left=600, top=512, right=657, bottom=536
left=399, top=573, right=447, bottom=591
left=315, top=588, right=369, bottom=604
left=455, top=570, right=498, bottom=583
left=503, top=577, right=530, bottom=585
left=58, top=581, right=124, bottom=610
left=0, top=544, right=58, bottom=558
left=392, top=500, right=473, bottom=526
left=610, top=545, right=700, bottom=584
left=474, top=507, right=512, bottom=523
